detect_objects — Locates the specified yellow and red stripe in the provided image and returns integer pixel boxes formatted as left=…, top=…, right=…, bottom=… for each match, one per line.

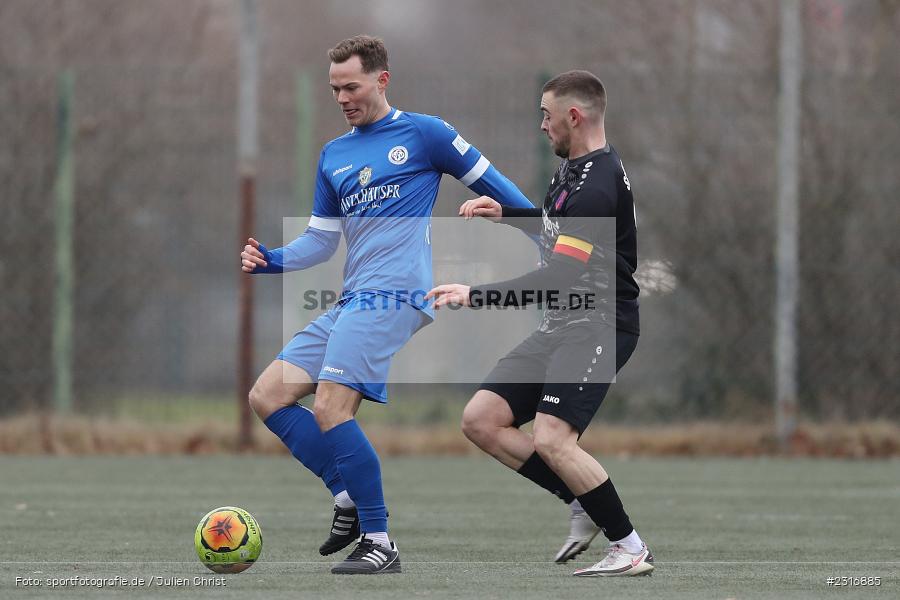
left=553, top=235, right=593, bottom=263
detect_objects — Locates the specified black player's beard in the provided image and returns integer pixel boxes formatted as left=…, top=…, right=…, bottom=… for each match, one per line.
left=550, top=135, right=570, bottom=158
left=553, top=141, right=569, bottom=159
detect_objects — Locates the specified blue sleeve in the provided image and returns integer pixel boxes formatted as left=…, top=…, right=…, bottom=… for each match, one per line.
left=414, top=116, right=534, bottom=209
left=312, top=147, right=342, bottom=220
left=253, top=148, right=342, bottom=274
left=467, top=164, right=535, bottom=209
left=252, top=227, right=341, bottom=274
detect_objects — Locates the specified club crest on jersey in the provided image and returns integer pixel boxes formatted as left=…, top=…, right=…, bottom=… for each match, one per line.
left=358, top=166, right=372, bottom=187
left=388, top=145, right=408, bottom=165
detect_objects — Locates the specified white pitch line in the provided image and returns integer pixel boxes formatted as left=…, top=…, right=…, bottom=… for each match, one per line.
left=2, top=561, right=899, bottom=565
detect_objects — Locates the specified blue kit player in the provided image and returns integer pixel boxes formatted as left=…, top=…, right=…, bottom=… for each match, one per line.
left=239, top=35, right=535, bottom=574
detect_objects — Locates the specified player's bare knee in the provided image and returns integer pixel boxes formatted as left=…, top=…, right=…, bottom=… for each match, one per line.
left=313, top=404, right=354, bottom=431
left=312, top=384, right=357, bottom=431
left=248, top=377, right=296, bottom=421
left=312, top=399, right=337, bottom=431
left=461, top=397, right=502, bottom=448
left=460, top=404, right=487, bottom=444
left=533, top=436, right=562, bottom=467
left=248, top=380, right=271, bottom=417
left=533, top=429, right=575, bottom=468
left=462, top=391, right=512, bottom=440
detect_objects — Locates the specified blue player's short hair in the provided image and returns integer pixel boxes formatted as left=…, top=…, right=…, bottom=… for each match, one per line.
left=328, top=35, right=389, bottom=73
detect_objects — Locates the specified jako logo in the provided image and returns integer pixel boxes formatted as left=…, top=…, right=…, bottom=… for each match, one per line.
left=541, top=395, right=560, bottom=404
left=323, top=366, right=344, bottom=375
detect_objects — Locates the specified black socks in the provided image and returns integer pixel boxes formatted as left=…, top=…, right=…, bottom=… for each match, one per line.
left=516, top=453, right=635, bottom=543
left=516, top=452, right=576, bottom=504
left=576, top=478, right=633, bottom=541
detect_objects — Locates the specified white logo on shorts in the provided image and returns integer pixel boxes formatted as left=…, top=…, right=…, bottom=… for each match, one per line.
left=541, top=394, right=560, bottom=404
left=323, top=366, right=344, bottom=375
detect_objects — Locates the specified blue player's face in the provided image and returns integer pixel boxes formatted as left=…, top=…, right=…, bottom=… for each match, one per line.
left=540, top=92, right=572, bottom=158
left=329, top=55, right=389, bottom=127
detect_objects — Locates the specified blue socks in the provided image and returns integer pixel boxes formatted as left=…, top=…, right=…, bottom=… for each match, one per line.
left=264, top=408, right=389, bottom=534
left=263, top=405, right=346, bottom=497
left=324, top=419, right=388, bottom=533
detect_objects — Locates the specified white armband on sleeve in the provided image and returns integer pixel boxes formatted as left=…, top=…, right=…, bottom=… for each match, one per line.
left=308, top=215, right=342, bottom=232
left=459, top=156, right=491, bottom=186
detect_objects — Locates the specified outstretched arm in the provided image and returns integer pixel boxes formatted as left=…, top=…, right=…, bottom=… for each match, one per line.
left=241, top=220, right=341, bottom=275
left=426, top=253, right=583, bottom=309
left=463, top=160, right=536, bottom=211
left=430, top=185, right=609, bottom=308
left=467, top=252, right=583, bottom=307
left=413, top=114, right=539, bottom=223
left=459, top=196, right=542, bottom=235
left=427, top=221, right=598, bottom=309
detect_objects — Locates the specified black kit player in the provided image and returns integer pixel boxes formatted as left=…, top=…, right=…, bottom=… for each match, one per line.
left=426, top=70, right=653, bottom=576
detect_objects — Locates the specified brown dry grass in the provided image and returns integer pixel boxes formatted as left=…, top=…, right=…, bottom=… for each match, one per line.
left=2, top=415, right=899, bottom=457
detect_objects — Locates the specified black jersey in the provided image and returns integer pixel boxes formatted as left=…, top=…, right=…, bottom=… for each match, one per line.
left=536, top=145, right=640, bottom=334
left=470, top=144, right=640, bottom=334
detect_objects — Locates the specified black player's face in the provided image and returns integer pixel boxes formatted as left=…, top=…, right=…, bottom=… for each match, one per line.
left=540, top=92, right=571, bottom=158
left=329, top=55, right=388, bottom=126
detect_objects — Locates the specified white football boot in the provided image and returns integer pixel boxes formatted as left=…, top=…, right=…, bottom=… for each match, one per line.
left=554, top=511, right=601, bottom=563
left=572, top=542, right=654, bottom=577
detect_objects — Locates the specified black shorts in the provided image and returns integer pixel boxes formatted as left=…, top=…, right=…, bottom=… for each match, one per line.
left=479, top=326, right=638, bottom=435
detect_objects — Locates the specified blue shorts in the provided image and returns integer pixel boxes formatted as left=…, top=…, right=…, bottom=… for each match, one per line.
left=277, top=293, right=429, bottom=403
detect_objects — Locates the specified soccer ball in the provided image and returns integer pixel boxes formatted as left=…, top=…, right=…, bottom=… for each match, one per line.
left=194, top=506, right=262, bottom=573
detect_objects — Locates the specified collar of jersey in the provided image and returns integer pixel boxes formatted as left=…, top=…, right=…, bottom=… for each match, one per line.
left=352, top=107, right=397, bottom=134
left=569, top=144, right=611, bottom=166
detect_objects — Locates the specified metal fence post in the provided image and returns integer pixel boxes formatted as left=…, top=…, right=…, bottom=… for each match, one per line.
left=775, top=0, right=802, bottom=450
left=237, top=0, right=259, bottom=449
left=53, top=69, right=75, bottom=416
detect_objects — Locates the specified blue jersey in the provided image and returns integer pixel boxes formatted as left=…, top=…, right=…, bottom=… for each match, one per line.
left=257, top=107, right=535, bottom=317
